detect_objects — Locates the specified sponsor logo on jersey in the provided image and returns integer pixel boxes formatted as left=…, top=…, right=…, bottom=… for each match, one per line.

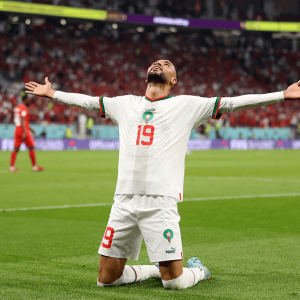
left=163, top=229, right=173, bottom=243
left=166, top=247, right=176, bottom=254
left=143, top=111, right=153, bottom=124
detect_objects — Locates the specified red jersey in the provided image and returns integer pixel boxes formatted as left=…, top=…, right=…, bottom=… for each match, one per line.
left=14, top=104, right=30, bottom=130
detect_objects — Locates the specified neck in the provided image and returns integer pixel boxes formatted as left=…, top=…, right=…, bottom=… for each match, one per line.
left=145, top=83, right=171, bottom=100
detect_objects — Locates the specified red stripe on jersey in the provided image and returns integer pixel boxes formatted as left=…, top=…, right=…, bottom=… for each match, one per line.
left=99, top=97, right=102, bottom=116
left=212, top=97, right=222, bottom=119
left=145, top=94, right=171, bottom=102
left=179, top=193, right=182, bottom=200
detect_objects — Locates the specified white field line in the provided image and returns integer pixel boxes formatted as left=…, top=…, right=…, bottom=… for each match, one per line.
left=0, top=202, right=113, bottom=212
left=1, top=192, right=300, bottom=212
left=184, top=192, right=300, bottom=201
left=186, top=176, right=300, bottom=183
left=0, top=170, right=114, bottom=177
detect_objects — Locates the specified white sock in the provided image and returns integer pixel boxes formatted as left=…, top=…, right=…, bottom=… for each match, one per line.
left=162, top=267, right=206, bottom=290
left=97, top=265, right=160, bottom=287
left=122, top=265, right=160, bottom=283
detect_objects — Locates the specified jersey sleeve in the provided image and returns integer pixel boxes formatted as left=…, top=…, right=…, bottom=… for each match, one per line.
left=186, top=96, right=222, bottom=129
left=100, top=96, right=128, bottom=125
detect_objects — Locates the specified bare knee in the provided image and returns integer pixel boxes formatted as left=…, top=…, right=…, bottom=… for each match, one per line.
left=159, top=259, right=183, bottom=281
left=98, top=255, right=127, bottom=284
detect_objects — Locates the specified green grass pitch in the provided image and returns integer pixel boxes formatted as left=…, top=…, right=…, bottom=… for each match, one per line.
left=0, top=150, right=300, bottom=299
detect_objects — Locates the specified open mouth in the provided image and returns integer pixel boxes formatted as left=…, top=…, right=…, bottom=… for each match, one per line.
left=151, top=66, right=162, bottom=72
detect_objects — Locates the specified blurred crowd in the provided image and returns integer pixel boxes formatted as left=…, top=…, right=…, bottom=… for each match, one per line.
left=0, top=19, right=300, bottom=129
left=10, top=0, right=300, bottom=21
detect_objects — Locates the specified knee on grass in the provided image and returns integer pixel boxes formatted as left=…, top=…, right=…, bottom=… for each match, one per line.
left=162, top=273, right=186, bottom=290
left=97, top=276, right=123, bottom=287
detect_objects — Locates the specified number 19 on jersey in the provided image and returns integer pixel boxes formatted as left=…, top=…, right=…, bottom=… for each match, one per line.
left=136, top=125, right=155, bottom=146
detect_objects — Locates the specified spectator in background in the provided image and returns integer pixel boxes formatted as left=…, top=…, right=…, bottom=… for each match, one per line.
left=9, top=95, right=44, bottom=172
left=65, top=126, right=73, bottom=139
left=1, top=17, right=300, bottom=132
left=86, top=117, right=94, bottom=138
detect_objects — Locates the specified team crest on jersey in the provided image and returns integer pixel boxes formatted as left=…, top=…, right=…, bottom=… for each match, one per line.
left=163, top=229, right=173, bottom=243
left=143, top=111, right=153, bottom=124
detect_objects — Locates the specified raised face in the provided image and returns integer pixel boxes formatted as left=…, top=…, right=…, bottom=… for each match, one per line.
left=146, top=59, right=177, bottom=89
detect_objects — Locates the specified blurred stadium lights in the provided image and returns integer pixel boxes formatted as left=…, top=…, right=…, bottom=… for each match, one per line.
left=136, top=27, right=144, bottom=33
left=212, top=30, right=241, bottom=37
left=25, top=19, right=31, bottom=25
left=84, top=23, right=94, bottom=30
left=60, top=19, right=66, bottom=26
left=78, top=24, right=84, bottom=29
left=156, top=26, right=171, bottom=34
left=11, top=16, right=19, bottom=23
left=231, top=30, right=242, bottom=36
left=169, top=27, right=178, bottom=33
left=112, top=23, right=118, bottom=29
left=212, top=30, right=232, bottom=37
left=32, top=18, right=45, bottom=26
left=272, top=32, right=300, bottom=39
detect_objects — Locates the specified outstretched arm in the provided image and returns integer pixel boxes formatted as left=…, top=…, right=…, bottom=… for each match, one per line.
left=283, top=80, right=300, bottom=100
left=218, top=81, right=300, bottom=114
left=25, top=78, right=100, bottom=112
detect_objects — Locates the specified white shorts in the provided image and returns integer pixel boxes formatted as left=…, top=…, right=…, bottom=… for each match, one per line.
left=98, top=194, right=183, bottom=263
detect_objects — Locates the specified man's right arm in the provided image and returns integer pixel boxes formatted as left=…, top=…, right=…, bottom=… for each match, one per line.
left=218, top=81, right=300, bottom=114
left=25, top=77, right=100, bottom=111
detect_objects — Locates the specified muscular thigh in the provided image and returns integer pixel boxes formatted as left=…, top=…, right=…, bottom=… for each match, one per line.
left=137, top=195, right=183, bottom=263
left=98, top=195, right=143, bottom=261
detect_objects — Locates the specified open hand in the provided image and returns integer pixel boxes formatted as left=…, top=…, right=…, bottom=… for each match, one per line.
left=284, top=81, right=300, bottom=101
left=25, top=77, right=56, bottom=99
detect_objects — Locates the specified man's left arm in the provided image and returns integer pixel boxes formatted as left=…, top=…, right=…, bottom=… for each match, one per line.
left=218, top=81, right=300, bottom=114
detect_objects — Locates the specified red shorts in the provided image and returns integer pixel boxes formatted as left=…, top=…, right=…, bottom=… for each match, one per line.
left=14, top=128, right=35, bottom=148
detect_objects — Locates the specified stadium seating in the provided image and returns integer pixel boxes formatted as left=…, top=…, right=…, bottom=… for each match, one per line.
left=0, top=14, right=300, bottom=133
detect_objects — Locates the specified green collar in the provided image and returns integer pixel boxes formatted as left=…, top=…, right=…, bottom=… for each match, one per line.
left=145, top=94, right=173, bottom=102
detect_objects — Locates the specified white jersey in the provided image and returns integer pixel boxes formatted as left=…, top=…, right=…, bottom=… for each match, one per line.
left=53, top=90, right=284, bottom=201
left=100, top=94, right=221, bottom=200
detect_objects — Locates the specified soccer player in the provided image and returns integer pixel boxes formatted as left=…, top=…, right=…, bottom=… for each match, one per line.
left=25, top=60, right=300, bottom=290
left=9, top=96, right=44, bottom=172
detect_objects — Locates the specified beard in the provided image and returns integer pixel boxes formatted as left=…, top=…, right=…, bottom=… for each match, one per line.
left=147, top=71, right=167, bottom=84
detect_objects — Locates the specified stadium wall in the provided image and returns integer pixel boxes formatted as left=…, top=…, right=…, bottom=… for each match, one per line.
left=1, top=138, right=300, bottom=151
left=0, top=125, right=293, bottom=140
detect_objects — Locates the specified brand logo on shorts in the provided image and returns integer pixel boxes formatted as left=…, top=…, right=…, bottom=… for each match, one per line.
left=166, top=247, right=176, bottom=254
left=143, top=111, right=153, bottom=124
left=163, top=229, right=173, bottom=243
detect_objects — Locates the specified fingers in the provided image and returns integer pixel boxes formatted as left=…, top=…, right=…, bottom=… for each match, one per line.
left=28, top=82, right=38, bottom=87
left=45, top=77, right=52, bottom=85
left=25, top=82, right=38, bottom=89
left=25, top=86, right=35, bottom=92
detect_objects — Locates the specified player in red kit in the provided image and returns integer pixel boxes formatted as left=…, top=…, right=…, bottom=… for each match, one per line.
left=9, top=96, right=44, bottom=172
